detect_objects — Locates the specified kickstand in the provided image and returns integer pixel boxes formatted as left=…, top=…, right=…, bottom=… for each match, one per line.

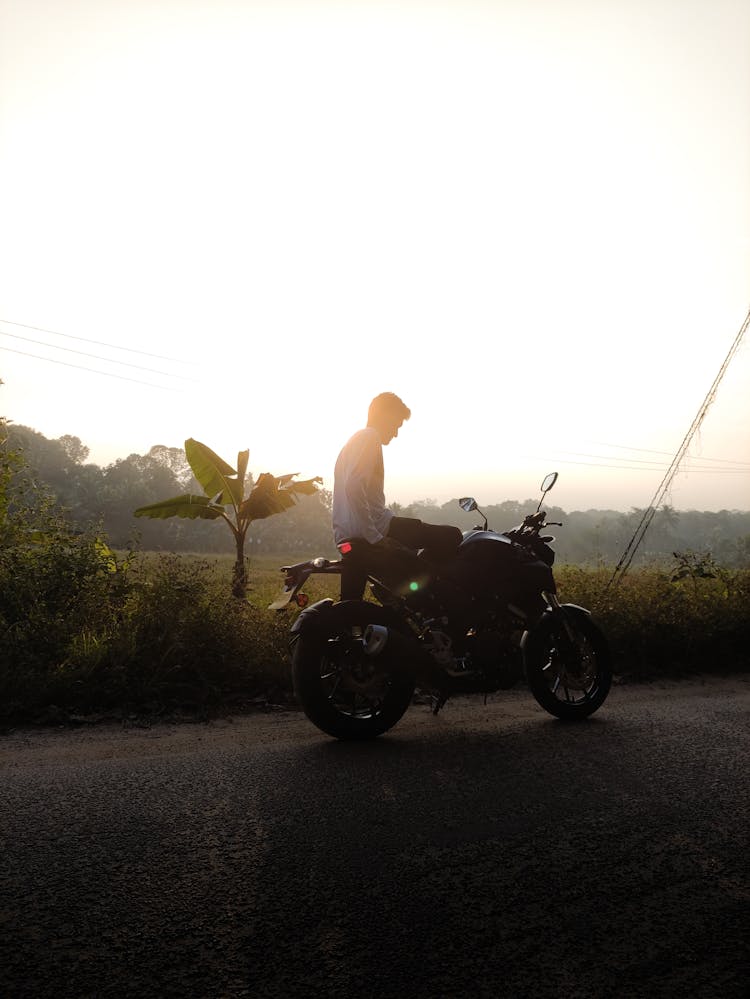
left=431, top=691, right=449, bottom=716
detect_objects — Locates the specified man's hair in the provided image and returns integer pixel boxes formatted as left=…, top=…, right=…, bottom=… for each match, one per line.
left=368, top=392, right=411, bottom=425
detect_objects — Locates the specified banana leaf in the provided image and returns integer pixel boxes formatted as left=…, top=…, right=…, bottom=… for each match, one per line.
left=286, top=475, right=323, bottom=495
left=134, top=494, right=224, bottom=520
left=236, top=449, right=250, bottom=487
left=239, top=473, right=296, bottom=521
left=185, top=438, right=242, bottom=505
left=239, top=473, right=322, bottom=521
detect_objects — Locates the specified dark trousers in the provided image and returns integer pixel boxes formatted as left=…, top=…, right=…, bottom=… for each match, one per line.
left=339, top=517, right=462, bottom=601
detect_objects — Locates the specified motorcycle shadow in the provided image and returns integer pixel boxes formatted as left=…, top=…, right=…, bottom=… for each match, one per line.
left=282, top=708, right=644, bottom=853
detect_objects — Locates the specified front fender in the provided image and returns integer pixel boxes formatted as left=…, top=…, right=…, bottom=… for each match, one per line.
left=520, top=602, right=592, bottom=652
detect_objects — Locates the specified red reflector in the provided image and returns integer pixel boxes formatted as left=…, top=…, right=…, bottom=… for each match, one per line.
left=338, top=542, right=353, bottom=554
left=295, top=593, right=310, bottom=608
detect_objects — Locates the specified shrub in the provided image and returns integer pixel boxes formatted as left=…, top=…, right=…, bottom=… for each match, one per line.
left=110, top=554, right=292, bottom=709
left=0, top=549, right=296, bottom=723
left=0, top=525, right=130, bottom=717
left=556, top=563, right=750, bottom=680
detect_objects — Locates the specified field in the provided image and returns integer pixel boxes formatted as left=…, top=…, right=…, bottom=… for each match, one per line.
left=1, top=547, right=748, bottom=727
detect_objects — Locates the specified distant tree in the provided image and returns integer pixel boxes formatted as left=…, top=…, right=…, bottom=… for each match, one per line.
left=0, top=416, right=59, bottom=546
left=735, top=536, right=750, bottom=568
left=0, top=412, right=20, bottom=543
left=57, top=434, right=89, bottom=464
left=147, top=444, right=193, bottom=488
left=66, top=462, right=106, bottom=526
left=5, top=425, right=88, bottom=519
left=650, top=504, right=680, bottom=555
left=99, top=450, right=202, bottom=549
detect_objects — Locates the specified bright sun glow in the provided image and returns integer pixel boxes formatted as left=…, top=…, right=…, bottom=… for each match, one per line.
left=1, top=0, right=749, bottom=511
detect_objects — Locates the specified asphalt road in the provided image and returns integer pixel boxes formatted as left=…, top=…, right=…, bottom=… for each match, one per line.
left=1, top=676, right=748, bottom=999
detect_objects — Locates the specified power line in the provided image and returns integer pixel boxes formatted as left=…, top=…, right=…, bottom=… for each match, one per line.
left=0, top=345, right=183, bottom=390
left=586, top=440, right=750, bottom=464
left=0, top=330, right=198, bottom=381
left=558, top=447, right=750, bottom=469
left=559, top=451, right=672, bottom=467
left=0, top=317, right=197, bottom=365
left=523, top=455, right=750, bottom=473
left=604, top=305, right=750, bottom=592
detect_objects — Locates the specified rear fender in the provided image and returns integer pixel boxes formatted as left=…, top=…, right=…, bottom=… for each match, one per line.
left=290, top=598, right=407, bottom=641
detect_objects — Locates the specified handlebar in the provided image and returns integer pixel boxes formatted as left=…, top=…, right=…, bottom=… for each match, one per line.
left=523, top=511, right=547, bottom=528
left=510, top=511, right=563, bottom=539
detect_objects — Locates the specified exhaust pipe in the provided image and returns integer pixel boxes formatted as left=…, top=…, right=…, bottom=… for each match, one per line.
left=362, top=624, right=393, bottom=657
left=362, top=624, right=436, bottom=675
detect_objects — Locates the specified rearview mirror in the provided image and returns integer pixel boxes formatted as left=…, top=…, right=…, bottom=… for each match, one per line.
left=540, top=472, right=558, bottom=494
left=459, top=497, right=477, bottom=513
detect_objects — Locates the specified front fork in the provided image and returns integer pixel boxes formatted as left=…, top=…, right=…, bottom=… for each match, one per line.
left=543, top=591, right=575, bottom=637
left=540, top=592, right=590, bottom=669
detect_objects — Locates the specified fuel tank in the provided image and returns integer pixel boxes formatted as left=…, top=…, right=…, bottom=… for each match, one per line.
left=446, top=529, right=556, bottom=598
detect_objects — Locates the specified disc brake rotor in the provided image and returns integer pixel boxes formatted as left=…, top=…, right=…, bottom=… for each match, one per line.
left=550, top=642, right=596, bottom=691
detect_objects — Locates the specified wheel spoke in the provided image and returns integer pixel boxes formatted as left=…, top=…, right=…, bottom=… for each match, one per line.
left=327, top=675, right=342, bottom=701
left=323, top=661, right=385, bottom=720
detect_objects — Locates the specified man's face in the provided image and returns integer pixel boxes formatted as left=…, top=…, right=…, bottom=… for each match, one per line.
left=378, top=416, right=404, bottom=446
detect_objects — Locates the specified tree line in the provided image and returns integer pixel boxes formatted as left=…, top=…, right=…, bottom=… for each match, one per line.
left=5, top=423, right=750, bottom=566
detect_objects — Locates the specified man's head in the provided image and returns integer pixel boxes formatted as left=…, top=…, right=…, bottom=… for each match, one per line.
left=367, top=392, right=411, bottom=445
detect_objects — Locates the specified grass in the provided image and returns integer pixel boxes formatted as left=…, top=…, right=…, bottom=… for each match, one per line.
left=1, top=547, right=748, bottom=728
left=252, top=555, right=750, bottom=682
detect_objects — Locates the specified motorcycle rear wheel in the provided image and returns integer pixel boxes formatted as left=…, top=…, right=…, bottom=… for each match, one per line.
left=524, top=609, right=611, bottom=720
left=291, top=616, right=416, bottom=740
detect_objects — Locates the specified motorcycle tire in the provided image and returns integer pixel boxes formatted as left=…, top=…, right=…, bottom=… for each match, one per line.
left=291, top=612, right=416, bottom=741
left=524, top=607, right=612, bottom=721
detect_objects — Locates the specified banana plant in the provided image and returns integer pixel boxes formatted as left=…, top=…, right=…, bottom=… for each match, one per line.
left=134, top=438, right=321, bottom=597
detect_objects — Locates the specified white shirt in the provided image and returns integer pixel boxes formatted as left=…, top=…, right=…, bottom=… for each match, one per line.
left=332, top=427, right=394, bottom=545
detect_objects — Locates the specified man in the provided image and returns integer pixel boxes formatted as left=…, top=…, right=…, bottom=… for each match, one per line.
left=332, top=392, right=462, bottom=600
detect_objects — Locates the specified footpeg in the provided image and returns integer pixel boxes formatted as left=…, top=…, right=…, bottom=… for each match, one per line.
left=431, top=692, right=448, bottom=715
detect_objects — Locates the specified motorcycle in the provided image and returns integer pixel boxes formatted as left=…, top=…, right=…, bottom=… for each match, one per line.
left=270, top=472, right=612, bottom=740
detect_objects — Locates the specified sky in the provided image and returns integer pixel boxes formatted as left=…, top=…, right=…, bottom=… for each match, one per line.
left=1, top=0, right=749, bottom=513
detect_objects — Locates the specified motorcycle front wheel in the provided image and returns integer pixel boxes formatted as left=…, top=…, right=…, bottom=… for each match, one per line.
left=524, top=607, right=612, bottom=720
left=291, top=612, right=416, bottom=740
